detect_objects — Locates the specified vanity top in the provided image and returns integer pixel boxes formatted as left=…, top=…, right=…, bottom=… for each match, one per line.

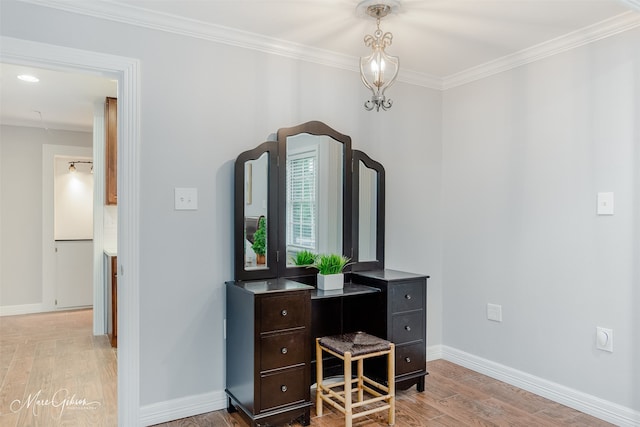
left=227, top=278, right=314, bottom=294
left=353, top=269, right=429, bottom=283
left=226, top=278, right=380, bottom=299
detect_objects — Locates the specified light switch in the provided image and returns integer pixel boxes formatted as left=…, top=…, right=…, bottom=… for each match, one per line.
left=597, top=192, right=614, bottom=215
left=175, top=188, right=198, bottom=210
left=596, top=327, right=613, bottom=352
left=487, top=303, right=502, bottom=322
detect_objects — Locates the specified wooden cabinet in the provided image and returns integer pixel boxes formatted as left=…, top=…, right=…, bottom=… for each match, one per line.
left=105, top=97, right=117, bottom=205
left=107, top=255, right=117, bottom=348
left=226, top=279, right=313, bottom=427
left=353, top=269, right=429, bottom=391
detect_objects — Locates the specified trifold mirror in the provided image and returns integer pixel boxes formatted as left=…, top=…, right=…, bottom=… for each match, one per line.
left=234, top=121, right=385, bottom=281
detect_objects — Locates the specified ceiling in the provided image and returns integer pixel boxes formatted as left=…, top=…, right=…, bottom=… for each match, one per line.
left=0, top=63, right=117, bottom=132
left=2, top=0, right=639, bottom=132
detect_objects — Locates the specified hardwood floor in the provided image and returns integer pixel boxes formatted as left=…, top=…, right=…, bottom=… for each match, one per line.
left=154, top=360, right=614, bottom=427
left=0, top=309, right=117, bottom=426
left=0, top=310, right=613, bottom=426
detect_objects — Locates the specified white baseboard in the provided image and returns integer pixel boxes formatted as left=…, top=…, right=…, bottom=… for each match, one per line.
left=139, top=390, right=227, bottom=426
left=427, top=344, right=443, bottom=361
left=0, top=304, right=93, bottom=317
left=441, top=345, right=640, bottom=427
left=0, top=303, right=45, bottom=316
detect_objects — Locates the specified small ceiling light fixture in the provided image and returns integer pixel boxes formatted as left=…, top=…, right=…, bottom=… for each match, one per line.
left=358, top=1, right=400, bottom=112
left=17, top=74, right=40, bottom=83
left=68, top=160, right=93, bottom=173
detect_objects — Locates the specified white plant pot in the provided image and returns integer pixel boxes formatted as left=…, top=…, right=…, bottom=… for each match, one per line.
left=317, top=273, right=344, bottom=290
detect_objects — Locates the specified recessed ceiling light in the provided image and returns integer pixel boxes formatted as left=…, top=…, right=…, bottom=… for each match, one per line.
left=17, top=74, right=39, bottom=83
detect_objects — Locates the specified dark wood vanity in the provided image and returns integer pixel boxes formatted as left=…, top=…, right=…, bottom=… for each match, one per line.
left=226, top=121, right=429, bottom=427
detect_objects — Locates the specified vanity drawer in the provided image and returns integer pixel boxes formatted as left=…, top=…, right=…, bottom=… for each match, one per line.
left=391, top=311, right=424, bottom=344
left=391, top=281, right=424, bottom=313
left=260, top=294, right=306, bottom=332
left=395, top=342, right=425, bottom=376
left=260, top=366, right=306, bottom=412
left=261, top=330, right=306, bottom=371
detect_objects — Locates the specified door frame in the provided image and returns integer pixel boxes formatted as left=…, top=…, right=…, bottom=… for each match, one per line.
left=1, top=36, right=141, bottom=426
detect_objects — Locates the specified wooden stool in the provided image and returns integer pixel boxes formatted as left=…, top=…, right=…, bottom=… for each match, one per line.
left=315, top=332, right=395, bottom=426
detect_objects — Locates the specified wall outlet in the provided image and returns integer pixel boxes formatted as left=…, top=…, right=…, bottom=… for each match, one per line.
left=596, top=327, right=613, bottom=352
left=487, top=303, right=502, bottom=322
left=597, top=192, right=614, bottom=215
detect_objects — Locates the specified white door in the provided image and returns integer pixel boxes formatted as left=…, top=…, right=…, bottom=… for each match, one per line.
left=55, top=240, right=93, bottom=309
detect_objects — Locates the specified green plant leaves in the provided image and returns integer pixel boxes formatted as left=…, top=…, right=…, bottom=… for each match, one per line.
left=251, top=217, right=266, bottom=255
left=313, top=253, right=351, bottom=275
left=292, top=250, right=317, bottom=266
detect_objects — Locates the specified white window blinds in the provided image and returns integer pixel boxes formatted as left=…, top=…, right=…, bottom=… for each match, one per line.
left=287, top=150, right=317, bottom=250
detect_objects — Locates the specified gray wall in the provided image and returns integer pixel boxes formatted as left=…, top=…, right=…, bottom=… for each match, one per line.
left=0, top=0, right=443, bottom=409
left=0, top=125, right=92, bottom=307
left=442, top=27, right=640, bottom=410
left=2, top=0, right=636, bottom=419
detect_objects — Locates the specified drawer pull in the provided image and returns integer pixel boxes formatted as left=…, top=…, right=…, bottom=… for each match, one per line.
left=405, top=294, right=412, bottom=300
left=281, top=385, right=288, bottom=393
left=404, top=325, right=411, bottom=331
left=405, top=357, right=411, bottom=363
left=281, top=347, right=288, bottom=354
left=281, top=309, right=288, bottom=316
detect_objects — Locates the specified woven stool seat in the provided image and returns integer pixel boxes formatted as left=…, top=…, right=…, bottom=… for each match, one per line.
left=319, top=332, right=391, bottom=356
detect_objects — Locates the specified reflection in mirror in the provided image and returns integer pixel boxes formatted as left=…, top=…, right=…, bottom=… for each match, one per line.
left=286, top=134, right=343, bottom=266
left=358, top=160, right=377, bottom=262
left=244, top=152, right=269, bottom=270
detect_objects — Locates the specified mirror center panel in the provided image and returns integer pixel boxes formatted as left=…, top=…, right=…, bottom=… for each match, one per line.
left=286, top=133, right=343, bottom=267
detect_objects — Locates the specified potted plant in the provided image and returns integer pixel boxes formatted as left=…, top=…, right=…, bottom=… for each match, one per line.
left=313, top=253, right=350, bottom=290
left=252, top=216, right=266, bottom=265
left=291, top=250, right=317, bottom=266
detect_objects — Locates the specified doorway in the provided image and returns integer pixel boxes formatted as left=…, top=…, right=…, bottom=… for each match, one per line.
left=53, top=153, right=94, bottom=310
left=0, top=36, right=141, bottom=425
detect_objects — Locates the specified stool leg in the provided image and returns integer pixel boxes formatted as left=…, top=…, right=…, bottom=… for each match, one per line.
left=344, top=351, right=352, bottom=427
left=388, top=343, right=395, bottom=425
left=357, top=358, right=364, bottom=402
left=315, top=339, right=323, bottom=417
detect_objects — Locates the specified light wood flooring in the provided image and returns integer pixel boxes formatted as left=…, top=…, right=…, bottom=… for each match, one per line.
left=154, top=361, right=614, bottom=427
left=0, top=309, right=117, bottom=426
left=0, top=310, right=613, bottom=427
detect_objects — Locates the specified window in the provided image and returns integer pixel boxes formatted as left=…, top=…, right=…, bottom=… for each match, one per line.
left=287, top=149, right=318, bottom=251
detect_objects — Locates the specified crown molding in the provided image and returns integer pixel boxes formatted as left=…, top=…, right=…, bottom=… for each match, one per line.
left=19, top=1, right=639, bottom=92
left=443, top=11, right=640, bottom=90
left=398, top=68, right=443, bottom=90
left=19, top=0, right=443, bottom=90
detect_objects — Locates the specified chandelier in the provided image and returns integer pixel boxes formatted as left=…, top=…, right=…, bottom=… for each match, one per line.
left=359, top=2, right=399, bottom=112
